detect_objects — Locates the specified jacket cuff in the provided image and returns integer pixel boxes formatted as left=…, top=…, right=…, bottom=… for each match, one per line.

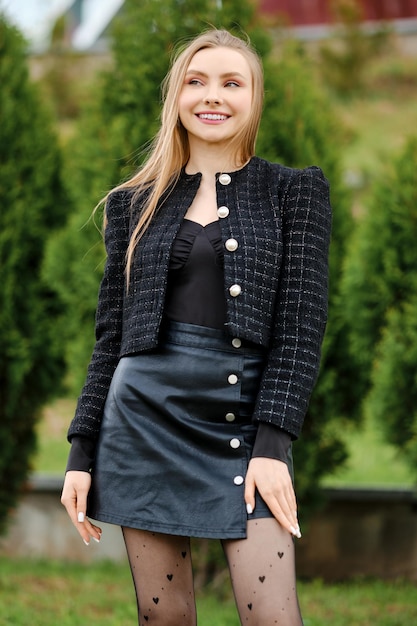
left=252, top=423, right=292, bottom=462
left=65, top=436, right=96, bottom=473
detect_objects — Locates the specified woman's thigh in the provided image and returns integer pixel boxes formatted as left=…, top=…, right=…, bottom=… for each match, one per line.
left=122, top=527, right=197, bottom=626
left=222, top=518, right=303, bottom=626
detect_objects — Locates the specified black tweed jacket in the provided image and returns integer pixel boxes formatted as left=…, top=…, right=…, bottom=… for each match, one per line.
left=68, top=156, right=331, bottom=442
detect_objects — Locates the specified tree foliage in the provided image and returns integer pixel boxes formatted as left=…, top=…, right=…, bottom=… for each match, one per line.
left=0, top=16, right=67, bottom=532
left=319, top=0, right=391, bottom=96
left=343, top=138, right=417, bottom=473
left=43, top=0, right=354, bottom=513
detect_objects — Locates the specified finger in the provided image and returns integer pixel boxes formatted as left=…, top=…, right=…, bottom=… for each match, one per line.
left=256, top=476, right=300, bottom=536
left=76, top=494, right=88, bottom=526
left=268, top=489, right=301, bottom=538
left=280, top=482, right=298, bottom=527
left=83, top=518, right=103, bottom=544
left=244, top=469, right=256, bottom=515
left=61, top=495, right=92, bottom=545
left=75, top=495, right=104, bottom=545
left=259, top=491, right=296, bottom=536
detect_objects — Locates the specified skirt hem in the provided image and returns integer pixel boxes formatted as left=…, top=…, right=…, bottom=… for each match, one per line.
left=88, top=510, right=249, bottom=540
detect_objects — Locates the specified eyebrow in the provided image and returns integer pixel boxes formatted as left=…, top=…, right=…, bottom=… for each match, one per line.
left=185, top=69, right=247, bottom=79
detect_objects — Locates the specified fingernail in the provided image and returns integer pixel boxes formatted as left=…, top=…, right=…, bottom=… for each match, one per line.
left=290, top=526, right=302, bottom=539
left=78, top=512, right=85, bottom=523
left=246, top=503, right=253, bottom=515
left=93, top=536, right=101, bottom=543
left=83, top=539, right=90, bottom=546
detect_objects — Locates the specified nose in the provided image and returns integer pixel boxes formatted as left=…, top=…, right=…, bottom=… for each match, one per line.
left=204, top=95, right=222, bottom=105
left=203, top=85, right=222, bottom=105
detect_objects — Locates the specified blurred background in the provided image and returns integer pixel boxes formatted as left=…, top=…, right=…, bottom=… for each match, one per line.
left=1, top=1, right=417, bottom=624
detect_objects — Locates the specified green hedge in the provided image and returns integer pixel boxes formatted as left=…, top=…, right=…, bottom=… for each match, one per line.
left=0, top=16, right=68, bottom=532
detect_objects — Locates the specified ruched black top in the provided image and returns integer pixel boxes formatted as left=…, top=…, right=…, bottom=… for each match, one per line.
left=164, top=219, right=226, bottom=329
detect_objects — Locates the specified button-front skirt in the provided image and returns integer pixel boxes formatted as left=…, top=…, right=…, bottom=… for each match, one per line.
left=87, top=321, right=293, bottom=539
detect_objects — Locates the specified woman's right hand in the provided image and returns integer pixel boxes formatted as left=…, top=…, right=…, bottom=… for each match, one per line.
left=61, top=471, right=102, bottom=545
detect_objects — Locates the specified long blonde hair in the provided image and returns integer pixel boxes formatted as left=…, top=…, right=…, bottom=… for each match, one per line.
left=107, top=29, right=264, bottom=283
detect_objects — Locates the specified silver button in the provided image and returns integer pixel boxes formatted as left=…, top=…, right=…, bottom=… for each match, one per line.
left=225, top=238, right=238, bottom=252
left=228, top=373, right=238, bottom=385
left=217, top=206, right=229, bottom=218
left=219, top=173, right=231, bottom=185
left=229, top=284, right=242, bottom=297
left=233, top=475, right=244, bottom=485
left=232, top=337, right=242, bottom=348
left=225, top=412, right=236, bottom=422
left=230, top=438, right=241, bottom=449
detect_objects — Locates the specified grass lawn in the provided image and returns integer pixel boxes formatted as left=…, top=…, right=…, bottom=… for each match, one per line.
left=321, top=412, right=413, bottom=488
left=0, top=558, right=417, bottom=626
left=323, top=48, right=417, bottom=191
left=32, top=397, right=74, bottom=475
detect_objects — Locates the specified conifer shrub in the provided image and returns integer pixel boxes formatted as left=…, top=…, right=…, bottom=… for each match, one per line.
left=0, top=16, right=68, bottom=532
left=343, top=137, right=417, bottom=472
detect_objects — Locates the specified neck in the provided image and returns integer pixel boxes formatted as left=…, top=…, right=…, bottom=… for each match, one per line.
left=185, top=143, right=245, bottom=177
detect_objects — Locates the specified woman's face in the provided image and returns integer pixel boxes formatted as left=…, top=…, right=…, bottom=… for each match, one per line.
left=178, top=46, right=253, bottom=154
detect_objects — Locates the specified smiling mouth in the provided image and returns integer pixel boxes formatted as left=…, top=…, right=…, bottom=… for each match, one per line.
left=197, top=113, right=229, bottom=121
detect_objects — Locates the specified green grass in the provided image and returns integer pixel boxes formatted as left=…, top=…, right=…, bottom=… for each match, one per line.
left=335, top=92, right=417, bottom=186
left=1, top=558, right=417, bottom=625
left=32, top=397, right=74, bottom=474
left=321, top=413, right=413, bottom=488
left=330, top=51, right=417, bottom=183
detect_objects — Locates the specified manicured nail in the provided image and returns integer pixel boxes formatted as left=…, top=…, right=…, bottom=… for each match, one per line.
left=93, top=536, right=101, bottom=543
left=290, top=526, right=302, bottom=539
left=78, top=512, right=85, bottom=523
left=83, top=539, right=90, bottom=546
left=246, top=503, right=253, bottom=515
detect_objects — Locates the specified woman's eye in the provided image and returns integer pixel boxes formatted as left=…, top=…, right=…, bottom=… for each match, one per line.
left=188, top=79, right=202, bottom=86
left=225, top=81, right=240, bottom=87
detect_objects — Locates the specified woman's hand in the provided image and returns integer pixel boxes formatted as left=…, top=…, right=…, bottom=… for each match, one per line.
left=61, top=471, right=102, bottom=545
left=244, top=457, right=301, bottom=538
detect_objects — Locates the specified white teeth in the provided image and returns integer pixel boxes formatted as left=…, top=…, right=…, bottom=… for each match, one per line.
left=198, top=113, right=228, bottom=120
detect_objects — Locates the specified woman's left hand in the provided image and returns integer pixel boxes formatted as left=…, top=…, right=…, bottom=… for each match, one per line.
left=244, top=457, right=301, bottom=538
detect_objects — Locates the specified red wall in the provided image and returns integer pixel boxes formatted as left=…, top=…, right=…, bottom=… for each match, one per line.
left=260, top=0, right=417, bottom=25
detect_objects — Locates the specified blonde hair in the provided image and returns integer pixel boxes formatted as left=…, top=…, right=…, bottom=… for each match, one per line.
left=107, top=29, right=264, bottom=283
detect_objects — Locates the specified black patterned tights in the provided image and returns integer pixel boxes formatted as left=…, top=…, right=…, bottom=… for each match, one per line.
left=122, top=518, right=303, bottom=626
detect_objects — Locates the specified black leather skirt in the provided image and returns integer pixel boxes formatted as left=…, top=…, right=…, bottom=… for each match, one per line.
left=87, top=321, right=293, bottom=539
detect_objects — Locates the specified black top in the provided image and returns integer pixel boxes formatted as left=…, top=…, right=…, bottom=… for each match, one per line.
left=67, top=217, right=291, bottom=472
left=164, top=219, right=226, bottom=329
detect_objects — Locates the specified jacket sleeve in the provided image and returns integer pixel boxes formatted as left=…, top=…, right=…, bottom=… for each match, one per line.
left=67, top=190, right=131, bottom=443
left=252, top=166, right=332, bottom=439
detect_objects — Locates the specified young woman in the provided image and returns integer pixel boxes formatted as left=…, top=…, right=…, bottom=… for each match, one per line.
left=61, top=29, right=331, bottom=626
